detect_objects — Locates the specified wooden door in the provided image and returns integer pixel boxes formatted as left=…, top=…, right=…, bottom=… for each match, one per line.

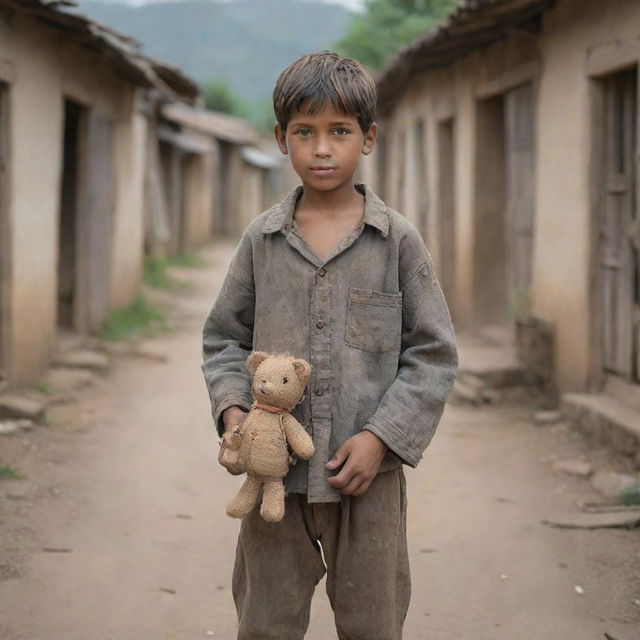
left=0, top=83, right=8, bottom=384
left=437, top=117, right=456, bottom=308
left=473, top=94, right=507, bottom=326
left=504, top=83, right=535, bottom=320
left=395, top=129, right=406, bottom=213
left=81, top=110, right=115, bottom=333
left=601, top=70, right=637, bottom=380
left=635, top=68, right=640, bottom=382
left=413, top=119, right=429, bottom=238
left=58, top=100, right=84, bottom=329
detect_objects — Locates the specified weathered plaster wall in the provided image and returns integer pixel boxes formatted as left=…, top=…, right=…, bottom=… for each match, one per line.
left=535, top=0, right=640, bottom=390
left=110, top=98, right=147, bottom=310
left=2, top=13, right=145, bottom=385
left=376, top=0, right=640, bottom=392
left=4, top=15, right=63, bottom=384
left=182, top=148, right=215, bottom=252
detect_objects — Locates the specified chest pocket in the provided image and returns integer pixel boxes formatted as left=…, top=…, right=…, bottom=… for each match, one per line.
left=345, top=288, right=403, bottom=353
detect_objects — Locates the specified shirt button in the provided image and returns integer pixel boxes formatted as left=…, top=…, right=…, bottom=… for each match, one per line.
left=318, top=267, right=327, bottom=277
left=316, top=320, right=325, bottom=329
left=315, top=388, right=324, bottom=397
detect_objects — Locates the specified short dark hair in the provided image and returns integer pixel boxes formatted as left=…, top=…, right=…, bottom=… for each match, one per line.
left=273, top=51, right=377, bottom=134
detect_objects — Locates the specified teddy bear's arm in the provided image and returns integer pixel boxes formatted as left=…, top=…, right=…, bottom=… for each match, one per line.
left=282, top=413, right=315, bottom=460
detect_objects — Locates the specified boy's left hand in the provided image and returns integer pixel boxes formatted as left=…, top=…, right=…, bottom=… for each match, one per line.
left=325, top=430, right=388, bottom=496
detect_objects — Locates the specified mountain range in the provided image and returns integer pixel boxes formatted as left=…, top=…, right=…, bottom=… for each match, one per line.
left=72, top=0, right=354, bottom=117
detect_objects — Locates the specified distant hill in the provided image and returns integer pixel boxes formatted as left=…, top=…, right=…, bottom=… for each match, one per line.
left=72, top=0, right=354, bottom=117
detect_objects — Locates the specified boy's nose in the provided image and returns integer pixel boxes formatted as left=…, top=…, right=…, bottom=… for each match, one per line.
left=313, top=136, right=331, bottom=157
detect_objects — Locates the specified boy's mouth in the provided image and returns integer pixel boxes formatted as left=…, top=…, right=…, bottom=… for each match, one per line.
left=310, top=166, right=337, bottom=176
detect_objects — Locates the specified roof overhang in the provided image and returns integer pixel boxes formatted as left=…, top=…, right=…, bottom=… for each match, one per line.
left=240, top=145, right=281, bottom=170
left=161, top=103, right=259, bottom=146
left=1, top=0, right=199, bottom=100
left=144, top=56, right=201, bottom=104
left=157, top=125, right=212, bottom=155
left=377, top=0, right=556, bottom=115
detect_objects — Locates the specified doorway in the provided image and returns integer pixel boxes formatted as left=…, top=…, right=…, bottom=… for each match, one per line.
left=473, top=83, right=536, bottom=328
left=159, top=139, right=183, bottom=255
left=504, top=83, right=536, bottom=320
left=599, top=69, right=639, bottom=382
left=58, top=99, right=85, bottom=329
left=0, top=82, right=9, bottom=386
left=437, top=117, right=456, bottom=309
left=59, top=101, right=115, bottom=334
left=83, top=110, right=115, bottom=332
left=413, top=119, right=429, bottom=239
left=474, top=94, right=507, bottom=326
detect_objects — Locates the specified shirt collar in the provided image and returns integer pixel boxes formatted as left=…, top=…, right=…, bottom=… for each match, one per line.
left=262, top=183, right=390, bottom=238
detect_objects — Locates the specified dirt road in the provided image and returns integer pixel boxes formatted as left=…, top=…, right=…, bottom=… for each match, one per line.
left=1, top=243, right=638, bottom=640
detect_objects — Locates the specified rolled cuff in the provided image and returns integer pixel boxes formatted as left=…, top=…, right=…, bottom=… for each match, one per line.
left=212, top=392, right=252, bottom=437
left=364, top=417, right=423, bottom=468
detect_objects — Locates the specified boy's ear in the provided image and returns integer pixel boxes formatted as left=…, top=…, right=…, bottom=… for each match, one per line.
left=361, top=122, right=378, bottom=156
left=274, top=123, right=288, bottom=155
left=247, top=351, right=269, bottom=375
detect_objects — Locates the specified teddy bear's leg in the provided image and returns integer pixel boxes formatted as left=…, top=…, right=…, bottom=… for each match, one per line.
left=260, top=479, right=285, bottom=523
left=227, top=476, right=262, bottom=519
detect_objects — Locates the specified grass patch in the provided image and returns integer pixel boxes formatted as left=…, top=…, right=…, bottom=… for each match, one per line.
left=101, top=295, right=170, bottom=342
left=0, top=465, right=20, bottom=480
left=621, top=485, right=640, bottom=506
left=144, top=256, right=186, bottom=291
left=169, top=252, right=207, bottom=268
left=34, top=379, right=54, bottom=395
left=144, top=253, right=204, bottom=291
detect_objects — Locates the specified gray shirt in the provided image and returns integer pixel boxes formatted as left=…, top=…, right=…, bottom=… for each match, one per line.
left=202, top=184, right=458, bottom=503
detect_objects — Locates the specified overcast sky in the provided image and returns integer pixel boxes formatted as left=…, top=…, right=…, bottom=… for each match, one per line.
left=113, top=0, right=365, bottom=10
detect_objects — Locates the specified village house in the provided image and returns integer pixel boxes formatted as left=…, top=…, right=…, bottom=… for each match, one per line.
left=157, top=103, right=281, bottom=247
left=0, top=0, right=240, bottom=388
left=0, top=0, right=168, bottom=389
left=0, top=0, right=278, bottom=395
left=368, top=0, right=640, bottom=463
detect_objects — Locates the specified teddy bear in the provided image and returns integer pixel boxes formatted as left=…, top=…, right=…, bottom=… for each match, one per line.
left=223, top=351, right=315, bottom=523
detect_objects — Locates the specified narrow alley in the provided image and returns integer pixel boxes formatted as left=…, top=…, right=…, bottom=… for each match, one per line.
left=0, top=245, right=638, bottom=640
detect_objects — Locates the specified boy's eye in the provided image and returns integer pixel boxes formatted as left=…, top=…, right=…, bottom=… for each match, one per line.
left=333, top=127, right=350, bottom=136
left=282, top=377, right=288, bottom=384
left=295, top=129, right=312, bottom=138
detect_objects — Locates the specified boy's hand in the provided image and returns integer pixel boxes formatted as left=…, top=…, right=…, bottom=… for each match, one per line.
left=325, top=430, right=388, bottom=496
left=218, top=406, right=248, bottom=475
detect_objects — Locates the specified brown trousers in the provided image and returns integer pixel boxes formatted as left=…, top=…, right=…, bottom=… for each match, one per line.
left=232, top=468, right=411, bottom=640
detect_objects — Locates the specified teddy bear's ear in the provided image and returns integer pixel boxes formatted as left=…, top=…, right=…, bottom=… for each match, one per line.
left=246, top=351, right=269, bottom=375
left=292, top=358, right=311, bottom=383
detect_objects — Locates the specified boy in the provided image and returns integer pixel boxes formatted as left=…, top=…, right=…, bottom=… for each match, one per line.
left=202, top=51, right=458, bottom=640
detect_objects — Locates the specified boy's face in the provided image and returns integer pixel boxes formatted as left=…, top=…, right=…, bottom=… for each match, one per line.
left=275, top=101, right=377, bottom=196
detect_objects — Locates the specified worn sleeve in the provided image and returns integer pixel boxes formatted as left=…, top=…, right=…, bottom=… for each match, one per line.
left=364, top=245, right=458, bottom=467
left=201, top=233, right=255, bottom=436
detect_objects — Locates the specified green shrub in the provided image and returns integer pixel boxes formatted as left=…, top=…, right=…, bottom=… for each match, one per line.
left=101, top=295, right=170, bottom=342
left=0, top=465, right=20, bottom=480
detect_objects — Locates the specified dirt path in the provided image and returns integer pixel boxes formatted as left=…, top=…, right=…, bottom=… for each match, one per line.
left=0, top=243, right=638, bottom=640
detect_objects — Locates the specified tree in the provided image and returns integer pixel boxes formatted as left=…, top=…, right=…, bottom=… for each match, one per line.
left=203, top=78, right=247, bottom=117
left=335, top=0, right=457, bottom=70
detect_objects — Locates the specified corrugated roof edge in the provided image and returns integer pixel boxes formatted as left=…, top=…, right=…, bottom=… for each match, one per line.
left=376, top=0, right=556, bottom=115
left=2, top=0, right=200, bottom=101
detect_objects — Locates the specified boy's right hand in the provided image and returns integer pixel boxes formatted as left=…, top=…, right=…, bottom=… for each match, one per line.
left=218, top=406, right=248, bottom=475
